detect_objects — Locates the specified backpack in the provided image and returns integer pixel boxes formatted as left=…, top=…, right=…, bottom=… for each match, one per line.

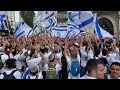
left=3, top=70, right=17, bottom=79
left=70, top=59, right=80, bottom=76
left=46, top=64, right=58, bottom=79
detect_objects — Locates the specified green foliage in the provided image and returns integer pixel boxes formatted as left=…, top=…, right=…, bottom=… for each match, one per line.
left=20, top=11, right=35, bottom=27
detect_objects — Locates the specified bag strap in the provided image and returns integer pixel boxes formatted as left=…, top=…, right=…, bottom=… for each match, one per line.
left=9, top=70, right=17, bottom=76
left=3, top=70, right=17, bottom=77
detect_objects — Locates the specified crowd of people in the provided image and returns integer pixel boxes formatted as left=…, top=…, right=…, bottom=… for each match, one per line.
left=0, top=33, right=120, bottom=79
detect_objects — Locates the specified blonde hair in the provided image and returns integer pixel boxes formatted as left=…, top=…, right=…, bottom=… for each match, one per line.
left=70, top=50, right=77, bottom=59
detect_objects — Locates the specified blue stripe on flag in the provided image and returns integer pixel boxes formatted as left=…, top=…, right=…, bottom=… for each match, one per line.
left=14, top=22, right=23, bottom=33
left=22, top=69, right=30, bottom=79
left=1, top=21, right=5, bottom=30
left=66, top=30, right=73, bottom=37
left=0, top=14, right=6, bottom=21
left=33, top=25, right=37, bottom=31
left=35, top=29, right=37, bottom=34
left=71, top=13, right=79, bottom=21
left=95, top=17, right=103, bottom=38
left=53, top=28, right=67, bottom=31
left=46, top=12, right=54, bottom=20
left=68, top=24, right=80, bottom=29
left=74, top=31, right=81, bottom=38
left=14, top=26, right=19, bottom=33
left=77, top=17, right=94, bottom=29
left=27, top=29, right=33, bottom=38
left=45, top=25, right=51, bottom=30
left=82, top=17, right=94, bottom=27
left=17, top=31, right=24, bottom=38
left=45, top=22, right=55, bottom=30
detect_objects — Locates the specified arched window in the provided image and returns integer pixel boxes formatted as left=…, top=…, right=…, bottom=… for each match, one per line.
left=98, top=18, right=114, bottom=35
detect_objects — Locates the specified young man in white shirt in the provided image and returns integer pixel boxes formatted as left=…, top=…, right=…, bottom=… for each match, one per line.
left=64, top=38, right=81, bottom=79
left=80, top=59, right=105, bottom=79
left=107, top=62, right=120, bottom=79
left=26, top=66, right=43, bottom=79
left=46, top=54, right=62, bottom=79
left=0, top=58, right=21, bottom=79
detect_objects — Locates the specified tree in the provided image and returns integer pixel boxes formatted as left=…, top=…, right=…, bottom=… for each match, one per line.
left=20, top=11, right=35, bottom=27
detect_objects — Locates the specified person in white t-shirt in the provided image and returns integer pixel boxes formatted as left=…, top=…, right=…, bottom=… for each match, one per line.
left=107, top=62, right=120, bottom=79
left=64, top=38, right=80, bottom=79
left=26, top=47, right=44, bottom=74
left=0, top=58, right=21, bottom=79
left=107, top=47, right=117, bottom=65
left=80, top=59, right=105, bottom=79
left=80, top=38, right=91, bottom=77
left=26, top=66, right=43, bottom=79
left=46, top=54, right=62, bottom=79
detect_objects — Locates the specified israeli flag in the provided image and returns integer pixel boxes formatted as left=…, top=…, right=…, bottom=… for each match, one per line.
left=0, top=12, right=8, bottom=30
left=24, top=23, right=33, bottom=38
left=14, top=21, right=33, bottom=38
left=52, top=26, right=67, bottom=38
left=67, top=23, right=81, bottom=38
left=74, top=32, right=86, bottom=38
left=94, top=14, right=113, bottom=39
left=0, top=14, right=7, bottom=21
left=0, top=20, right=8, bottom=30
left=68, top=11, right=94, bottom=30
left=33, top=24, right=40, bottom=35
left=37, top=11, right=56, bottom=30
left=14, top=21, right=25, bottom=38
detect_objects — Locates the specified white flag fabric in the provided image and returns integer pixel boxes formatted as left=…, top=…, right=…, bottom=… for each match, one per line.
left=0, top=11, right=7, bottom=15
left=37, top=11, right=56, bottom=30
left=14, top=21, right=25, bottom=38
left=23, top=23, right=33, bottom=38
left=33, top=24, right=40, bottom=35
left=67, top=23, right=81, bottom=38
left=68, top=11, right=94, bottom=30
left=14, top=21, right=33, bottom=38
left=94, top=14, right=113, bottom=39
left=52, top=26, right=67, bottom=38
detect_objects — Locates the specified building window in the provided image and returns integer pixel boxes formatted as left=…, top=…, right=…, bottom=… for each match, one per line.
left=57, top=11, right=68, bottom=26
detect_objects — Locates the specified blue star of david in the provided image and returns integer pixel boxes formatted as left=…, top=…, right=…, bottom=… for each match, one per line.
left=57, top=32, right=61, bottom=36
left=48, top=18, right=53, bottom=25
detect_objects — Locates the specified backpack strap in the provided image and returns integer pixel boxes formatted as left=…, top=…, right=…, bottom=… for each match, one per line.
left=3, top=70, right=17, bottom=77
left=10, top=70, right=17, bottom=76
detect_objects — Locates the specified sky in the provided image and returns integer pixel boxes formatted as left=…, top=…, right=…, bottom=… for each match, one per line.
left=15, top=11, right=38, bottom=22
